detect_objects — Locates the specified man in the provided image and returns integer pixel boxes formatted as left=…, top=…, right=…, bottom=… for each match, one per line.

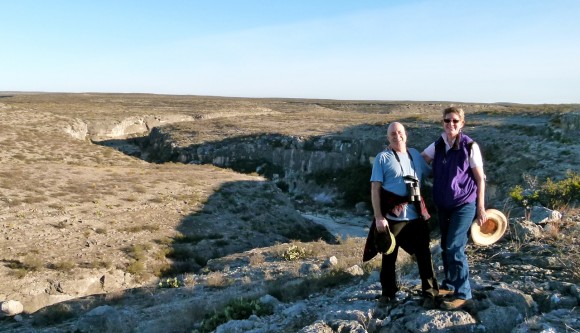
left=363, top=122, right=439, bottom=307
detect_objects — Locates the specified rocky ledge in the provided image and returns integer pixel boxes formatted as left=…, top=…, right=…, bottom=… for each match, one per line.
left=1, top=207, right=577, bottom=333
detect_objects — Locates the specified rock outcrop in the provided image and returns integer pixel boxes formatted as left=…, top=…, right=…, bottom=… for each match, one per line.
left=145, top=128, right=385, bottom=201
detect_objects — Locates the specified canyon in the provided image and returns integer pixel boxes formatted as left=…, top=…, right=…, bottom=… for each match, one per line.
left=0, top=93, right=578, bottom=332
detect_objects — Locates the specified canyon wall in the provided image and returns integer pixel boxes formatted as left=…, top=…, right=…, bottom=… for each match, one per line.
left=144, top=127, right=386, bottom=204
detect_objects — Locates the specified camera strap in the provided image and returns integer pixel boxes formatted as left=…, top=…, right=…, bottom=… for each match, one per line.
left=391, top=149, right=417, bottom=178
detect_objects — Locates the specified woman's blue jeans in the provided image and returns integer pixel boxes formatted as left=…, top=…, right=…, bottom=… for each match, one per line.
left=438, top=202, right=476, bottom=300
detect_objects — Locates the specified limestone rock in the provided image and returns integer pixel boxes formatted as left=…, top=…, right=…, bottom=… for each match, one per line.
left=1, top=300, right=24, bottom=316
left=512, top=220, right=543, bottom=241
left=530, top=206, right=562, bottom=224
left=487, top=287, right=537, bottom=317
left=346, top=265, right=364, bottom=276
left=477, top=305, right=523, bottom=333
left=298, top=320, right=333, bottom=333
left=321, top=256, right=338, bottom=268
left=76, top=305, right=135, bottom=333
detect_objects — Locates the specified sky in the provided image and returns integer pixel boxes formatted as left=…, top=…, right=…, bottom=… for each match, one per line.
left=1, top=0, right=579, bottom=104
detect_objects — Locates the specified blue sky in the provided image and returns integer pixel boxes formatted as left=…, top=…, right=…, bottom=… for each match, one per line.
left=2, top=0, right=579, bottom=103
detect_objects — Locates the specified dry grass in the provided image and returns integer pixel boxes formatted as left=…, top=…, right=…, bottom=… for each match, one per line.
left=50, top=260, right=76, bottom=272
left=126, top=261, right=145, bottom=276
left=544, top=208, right=580, bottom=282
left=249, top=252, right=265, bottom=266
left=206, top=272, right=232, bottom=289
left=121, top=225, right=160, bottom=233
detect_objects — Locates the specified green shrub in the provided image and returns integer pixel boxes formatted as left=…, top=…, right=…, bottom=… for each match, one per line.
left=509, top=171, right=580, bottom=210
left=509, top=184, right=539, bottom=209
left=200, top=298, right=273, bottom=333
left=282, top=245, right=307, bottom=261
left=158, top=277, right=180, bottom=288
left=538, top=171, right=580, bottom=209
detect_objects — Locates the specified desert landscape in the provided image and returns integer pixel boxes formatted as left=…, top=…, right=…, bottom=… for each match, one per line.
left=0, top=92, right=578, bottom=332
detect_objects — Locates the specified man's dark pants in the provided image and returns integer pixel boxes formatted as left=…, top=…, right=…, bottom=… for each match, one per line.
left=380, top=218, right=439, bottom=298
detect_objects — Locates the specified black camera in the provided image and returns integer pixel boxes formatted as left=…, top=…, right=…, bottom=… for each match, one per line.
left=403, top=175, right=421, bottom=202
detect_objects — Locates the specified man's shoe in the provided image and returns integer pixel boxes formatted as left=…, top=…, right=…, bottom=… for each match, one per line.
left=377, top=295, right=395, bottom=308
left=437, top=289, right=454, bottom=297
left=441, top=298, right=470, bottom=310
left=422, top=297, right=437, bottom=309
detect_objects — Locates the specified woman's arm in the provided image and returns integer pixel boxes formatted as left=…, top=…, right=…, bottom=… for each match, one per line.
left=421, top=142, right=436, bottom=165
left=472, top=166, right=487, bottom=226
left=421, top=151, right=433, bottom=164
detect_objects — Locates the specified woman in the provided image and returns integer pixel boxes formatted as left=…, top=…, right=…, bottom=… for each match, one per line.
left=422, top=107, right=486, bottom=310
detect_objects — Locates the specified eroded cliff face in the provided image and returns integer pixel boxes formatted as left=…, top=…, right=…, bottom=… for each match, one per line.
left=144, top=127, right=386, bottom=203
left=66, top=108, right=580, bottom=208
left=65, top=114, right=195, bottom=141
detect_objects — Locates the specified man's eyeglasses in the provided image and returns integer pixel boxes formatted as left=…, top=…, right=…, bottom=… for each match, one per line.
left=443, top=118, right=460, bottom=124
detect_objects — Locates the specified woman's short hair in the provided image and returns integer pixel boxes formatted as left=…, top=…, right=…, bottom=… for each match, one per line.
left=443, top=107, right=464, bottom=121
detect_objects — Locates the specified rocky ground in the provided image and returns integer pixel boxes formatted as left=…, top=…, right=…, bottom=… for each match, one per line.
left=0, top=93, right=578, bottom=332
left=1, top=209, right=578, bottom=333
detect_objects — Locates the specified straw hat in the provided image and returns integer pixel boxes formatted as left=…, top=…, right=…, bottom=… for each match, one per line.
left=471, top=209, right=507, bottom=246
left=374, top=228, right=397, bottom=255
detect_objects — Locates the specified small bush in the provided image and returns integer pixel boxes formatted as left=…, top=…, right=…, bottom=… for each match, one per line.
left=249, top=252, right=265, bottom=266
left=127, top=244, right=150, bottom=261
left=510, top=171, right=580, bottom=210
left=205, top=272, right=231, bottom=289
left=84, top=260, right=112, bottom=269
left=158, top=277, right=180, bottom=288
left=172, top=232, right=207, bottom=244
left=122, top=225, right=159, bottom=233
left=282, top=245, right=307, bottom=261
left=50, top=260, right=75, bottom=271
left=8, top=269, right=27, bottom=279
left=159, top=260, right=200, bottom=277
left=127, top=260, right=145, bottom=275
left=538, top=171, right=580, bottom=209
left=22, top=256, right=44, bottom=271
left=200, top=298, right=273, bottom=333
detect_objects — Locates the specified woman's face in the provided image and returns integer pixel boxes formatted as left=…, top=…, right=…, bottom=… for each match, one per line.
left=443, top=112, right=464, bottom=139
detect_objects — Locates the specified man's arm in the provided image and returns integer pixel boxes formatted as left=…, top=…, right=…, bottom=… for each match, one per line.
left=371, top=181, right=388, bottom=233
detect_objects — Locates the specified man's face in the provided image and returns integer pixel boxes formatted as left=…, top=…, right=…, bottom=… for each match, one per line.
left=388, top=124, right=407, bottom=149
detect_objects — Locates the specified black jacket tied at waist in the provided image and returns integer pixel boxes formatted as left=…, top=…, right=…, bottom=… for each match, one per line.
left=362, top=187, right=431, bottom=262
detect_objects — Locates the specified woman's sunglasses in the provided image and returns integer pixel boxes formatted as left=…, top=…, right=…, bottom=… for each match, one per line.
left=443, top=118, right=460, bottom=124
